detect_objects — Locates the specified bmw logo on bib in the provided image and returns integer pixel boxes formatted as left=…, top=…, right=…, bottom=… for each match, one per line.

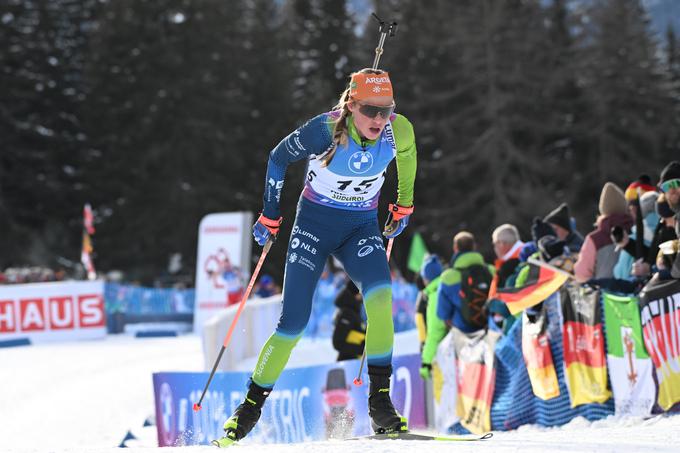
left=348, top=151, right=374, bottom=174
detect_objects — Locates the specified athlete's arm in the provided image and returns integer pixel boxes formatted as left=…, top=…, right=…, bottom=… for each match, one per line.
left=391, top=114, right=417, bottom=208
left=262, top=114, right=333, bottom=219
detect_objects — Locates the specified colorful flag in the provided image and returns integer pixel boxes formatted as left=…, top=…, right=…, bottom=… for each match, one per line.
left=407, top=232, right=428, bottom=274
left=83, top=203, right=95, bottom=235
left=560, top=283, right=611, bottom=407
left=522, top=306, right=560, bottom=400
left=602, top=291, right=655, bottom=416
left=452, top=328, right=501, bottom=434
left=639, top=278, right=680, bottom=411
left=81, top=231, right=96, bottom=280
left=432, top=330, right=458, bottom=432
left=81, top=203, right=96, bottom=280
left=495, top=262, right=569, bottom=315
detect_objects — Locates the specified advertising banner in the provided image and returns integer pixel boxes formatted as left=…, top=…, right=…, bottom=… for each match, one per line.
left=0, top=280, right=106, bottom=344
left=560, top=283, right=611, bottom=407
left=639, top=278, right=680, bottom=411
left=432, top=329, right=458, bottom=432
left=522, top=307, right=560, bottom=400
left=602, top=291, right=655, bottom=416
left=153, top=354, right=426, bottom=446
left=452, top=328, right=501, bottom=434
left=194, top=212, right=253, bottom=333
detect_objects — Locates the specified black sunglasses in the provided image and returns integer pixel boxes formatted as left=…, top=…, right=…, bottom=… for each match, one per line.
left=355, top=101, right=396, bottom=119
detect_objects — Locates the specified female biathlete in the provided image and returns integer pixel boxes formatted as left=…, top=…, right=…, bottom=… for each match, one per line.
left=215, top=68, right=417, bottom=446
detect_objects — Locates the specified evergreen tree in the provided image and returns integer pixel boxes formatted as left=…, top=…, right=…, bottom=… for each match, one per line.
left=82, top=0, right=293, bottom=282
left=665, top=25, right=680, bottom=155
left=0, top=0, right=93, bottom=268
left=580, top=0, right=673, bottom=184
left=281, top=0, right=357, bottom=118
left=375, top=0, right=569, bottom=257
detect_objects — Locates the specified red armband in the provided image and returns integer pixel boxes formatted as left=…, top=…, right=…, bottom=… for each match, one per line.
left=388, top=203, right=414, bottom=221
left=257, top=214, right=283, bottom=235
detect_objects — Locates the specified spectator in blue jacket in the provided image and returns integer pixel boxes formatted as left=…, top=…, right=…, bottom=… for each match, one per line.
left=436, top=231, right=495, bottom=333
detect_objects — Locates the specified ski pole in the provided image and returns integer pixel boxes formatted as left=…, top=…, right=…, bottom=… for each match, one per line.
left=352, top=12, right=398, bottom=388
left=193, top=238, right=274, bottom=412
left=370, top=13, right=397, bottom=70
left=353, top=237, right=394, bottom=386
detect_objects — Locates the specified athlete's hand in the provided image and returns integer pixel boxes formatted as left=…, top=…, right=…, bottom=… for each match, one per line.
left=253, top=214, right=283, bottom=246
left=383, top=203, right=413, bottom=239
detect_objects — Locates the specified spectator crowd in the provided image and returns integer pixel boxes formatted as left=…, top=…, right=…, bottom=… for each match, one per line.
left=415, top=160, right=680, bottom=378
left=0, top=266, right=67, bottom=285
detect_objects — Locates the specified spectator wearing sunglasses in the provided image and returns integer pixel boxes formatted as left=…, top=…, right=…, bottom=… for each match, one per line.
left=216, top=68, right=417, bottom=444
left=659, top=161, right=680, bottom=279
left=648, top=194, right=678, bottom=276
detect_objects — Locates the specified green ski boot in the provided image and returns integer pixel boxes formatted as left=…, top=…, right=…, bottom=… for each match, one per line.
left=212, top=381, right=271, bottom=448
left=367, top=365, right=408, bottom=434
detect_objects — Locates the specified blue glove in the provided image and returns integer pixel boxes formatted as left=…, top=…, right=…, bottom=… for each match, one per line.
left=253, top=214, right=282, bottom=246
left=383, top=203, right=413, bottom=239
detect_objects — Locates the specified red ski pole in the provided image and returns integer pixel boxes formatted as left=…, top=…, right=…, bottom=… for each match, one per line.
left=353, top=237, right=394, bottom=386
left=193, top=238, right=274, bottom=411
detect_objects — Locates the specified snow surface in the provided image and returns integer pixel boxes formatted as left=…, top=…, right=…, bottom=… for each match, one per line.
left=2, top=333, right=679, bottom=453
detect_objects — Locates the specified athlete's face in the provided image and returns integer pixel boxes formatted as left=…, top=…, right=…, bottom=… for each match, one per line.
left=348, top=96, right=394, bottom=141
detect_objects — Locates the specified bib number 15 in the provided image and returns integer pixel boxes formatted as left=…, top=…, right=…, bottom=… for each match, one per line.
left=307, top=171, right=385, bottom=194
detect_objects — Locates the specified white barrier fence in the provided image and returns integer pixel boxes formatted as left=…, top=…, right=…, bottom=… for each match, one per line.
left=201, top=295, right=282, bottom=371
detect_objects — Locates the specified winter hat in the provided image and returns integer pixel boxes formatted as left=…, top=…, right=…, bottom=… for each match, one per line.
left=531, top=217, right=556, bottom=244
left=420, top=254, right=443, bottom=282
left=537, top=235, right=567, bottom=261
left=660, top=161, right=680, bottom=184
left=599, top=182, right=627, bottom=216
left=543, top=203, right=571, bottom=232
left=656, top=193, right=675, bottom=219
left=350, top=70, right=393, bottom=100
left=639, top=191, right=659, bottom=219
left=624, top=175, right=656, bottom=201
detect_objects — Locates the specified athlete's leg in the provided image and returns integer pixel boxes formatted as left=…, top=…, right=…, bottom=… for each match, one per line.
left=334, top=224, right=393, bottom=367
left=334, top=222, right=407, bottom=433
left=250, top=214, right=331, bottom=388
left=218, top=212, right=333, bottom=444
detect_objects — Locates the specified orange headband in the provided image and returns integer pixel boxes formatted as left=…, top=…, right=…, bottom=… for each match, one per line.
left=349, top=72, right=393, bottom=100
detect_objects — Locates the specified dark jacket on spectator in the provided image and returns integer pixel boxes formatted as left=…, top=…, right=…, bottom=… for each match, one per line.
left=332, top=281, right=365, bottom=361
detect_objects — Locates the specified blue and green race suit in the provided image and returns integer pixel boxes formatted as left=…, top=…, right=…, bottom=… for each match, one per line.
left=251, top=111, right=417, bottom=388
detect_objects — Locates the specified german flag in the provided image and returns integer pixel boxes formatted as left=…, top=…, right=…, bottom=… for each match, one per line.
left=522, top=307, right=560, bottom=400
left=452, top=328, right=501, bottom=434
left=495, top=262, right=569, bottom=315
left=560, top=283, right=611, bottom=407
left=639, top=278, right=680, bottom=411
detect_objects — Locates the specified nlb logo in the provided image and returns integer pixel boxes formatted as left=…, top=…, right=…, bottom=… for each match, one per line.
left=0, top=294, right=105, bottom=333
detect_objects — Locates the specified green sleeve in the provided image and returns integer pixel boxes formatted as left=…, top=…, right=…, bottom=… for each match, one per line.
left=515, top=263, right=530, bottom=288
left=391, top=114, right=417, bottom=207
left=421, top=279, right=448, bottom=364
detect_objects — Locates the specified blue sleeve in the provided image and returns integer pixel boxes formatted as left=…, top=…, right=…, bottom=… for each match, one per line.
left=262, top=113, right=333, bottom=218
left=436, top=282, right=454, bottom=323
